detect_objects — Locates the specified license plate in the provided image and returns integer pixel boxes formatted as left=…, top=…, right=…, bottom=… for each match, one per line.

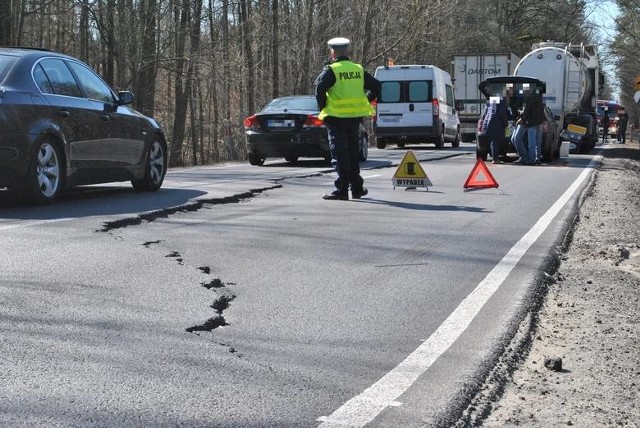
left=381, top=117, right=400, bottom=123
left=267, top=119, right=295, bottom=128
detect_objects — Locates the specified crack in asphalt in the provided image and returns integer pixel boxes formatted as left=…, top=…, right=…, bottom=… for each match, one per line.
left=98, top=185, right=282, bottom=232
left=186, top=289, right=237, bottom=333
left=202, top=278, right=224, bottom=289
left=198, top=266, right=211, bottom=274
left=138, top=243, right=239, bottom=344
left=187, top=265, right=237, bottom=335
left=98, top=153, right=466, bottom=233
left=165, top=251, right=184, bottom=265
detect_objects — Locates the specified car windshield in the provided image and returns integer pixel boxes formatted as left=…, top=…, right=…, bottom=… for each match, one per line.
left=596, top=103, right=619, bottom=117
left=262, top=97, right=318, bottom=112
left=0, top=55, right=17, bottom=82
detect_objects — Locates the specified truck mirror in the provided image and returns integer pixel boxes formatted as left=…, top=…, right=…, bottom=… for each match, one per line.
left=455, top=101, right=465, bottom=111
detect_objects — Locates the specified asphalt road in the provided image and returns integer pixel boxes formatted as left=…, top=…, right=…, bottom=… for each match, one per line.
left=0, top=143, right=599, bottom=427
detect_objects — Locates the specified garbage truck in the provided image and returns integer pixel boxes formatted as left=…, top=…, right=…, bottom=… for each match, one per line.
left=514, top=42, right=602, bottom=153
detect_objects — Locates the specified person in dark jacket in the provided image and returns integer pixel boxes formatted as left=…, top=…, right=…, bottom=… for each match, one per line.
left=520, top=89, right=545, bottom=164
left=315, top=37, right=380, bottom=200
left=484, top=97, right=509, bottom=163
left=601, top=111, right=610, bottom=143
left=617, top=109, right=628, bottom=144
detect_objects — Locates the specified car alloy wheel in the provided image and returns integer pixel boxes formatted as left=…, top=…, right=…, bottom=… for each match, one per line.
left=24, top=139, right=63, bottom=204
left=132, top=139, right=166, bottom=191
left=148, top=140, right=166, bottom=186
left=37, top=142, right=61, bottom=197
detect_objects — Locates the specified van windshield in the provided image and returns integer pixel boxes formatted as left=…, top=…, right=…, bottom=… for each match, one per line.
left=380, top=80, right=432, bottom=103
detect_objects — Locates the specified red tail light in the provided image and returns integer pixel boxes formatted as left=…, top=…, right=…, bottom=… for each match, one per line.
left=303, top=115, right=324, bottom=127
left=432, top=99, right=440, bottom=118
left=244, top=115, right=259, bottom=129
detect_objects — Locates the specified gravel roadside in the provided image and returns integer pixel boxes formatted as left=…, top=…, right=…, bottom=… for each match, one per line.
left=462, top=140, right=640, bottom=427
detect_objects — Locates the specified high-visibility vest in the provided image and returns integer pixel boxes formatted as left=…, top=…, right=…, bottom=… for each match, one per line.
left=319, top=61, right=374, bottom=120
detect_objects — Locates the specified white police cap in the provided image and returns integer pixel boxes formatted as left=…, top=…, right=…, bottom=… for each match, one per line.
left=327, top=37, right=350, bottom=49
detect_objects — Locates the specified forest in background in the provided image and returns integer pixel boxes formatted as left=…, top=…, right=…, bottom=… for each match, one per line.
left=0, top=0, right=638, bottom=167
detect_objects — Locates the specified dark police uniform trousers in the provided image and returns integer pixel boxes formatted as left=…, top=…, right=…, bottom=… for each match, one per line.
left=325, top=116, right=364, bottom=193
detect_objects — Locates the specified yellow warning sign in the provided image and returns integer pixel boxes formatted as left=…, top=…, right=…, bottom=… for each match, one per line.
left=392, top=150, right=433, bottom=189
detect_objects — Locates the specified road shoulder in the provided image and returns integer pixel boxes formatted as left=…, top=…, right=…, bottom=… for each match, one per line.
left=461, top=141, right=640, bottom=427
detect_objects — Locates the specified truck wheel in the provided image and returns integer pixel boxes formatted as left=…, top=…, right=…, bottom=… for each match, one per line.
left=376, top=137, right=386, bottom=149
left=397, top=142, right=405, bottom=148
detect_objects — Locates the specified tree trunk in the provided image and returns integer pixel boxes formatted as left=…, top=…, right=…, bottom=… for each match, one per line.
left=169, top=0, right=190, bottom=167
left=360, top=0, right=375, bottom=63
left=187, top=0, right=203, bottom=164
left=222, top=0, right=231, bottom=121
left=297, top=0, right=315, bottom=94
left=272, top=0, right=279, bottom=99
left=0, top=0, right=11, bottom=45
left=136, top=0, right=159, bottom=117
left=239, top=0, right=255, bottom=116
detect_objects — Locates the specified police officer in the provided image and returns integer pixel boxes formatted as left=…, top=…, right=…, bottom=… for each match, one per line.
left=315, top=37, right=380, bottom=200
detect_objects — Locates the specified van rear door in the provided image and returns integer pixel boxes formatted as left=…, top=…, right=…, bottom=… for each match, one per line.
left=376, top=76, right=434, bottom=136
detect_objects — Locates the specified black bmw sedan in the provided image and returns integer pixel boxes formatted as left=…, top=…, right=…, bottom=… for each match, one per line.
left=244, top=95, right=369, bottom=166
left=0, top=47, right=167, bottom=204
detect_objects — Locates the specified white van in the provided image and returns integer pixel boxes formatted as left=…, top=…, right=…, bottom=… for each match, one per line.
left=374, top=65, right=461, bottom=149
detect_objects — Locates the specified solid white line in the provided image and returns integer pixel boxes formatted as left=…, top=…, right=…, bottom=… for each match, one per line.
left=317, top=156, right=600, bottom=427
left=0, top=218, right=74, bottom=231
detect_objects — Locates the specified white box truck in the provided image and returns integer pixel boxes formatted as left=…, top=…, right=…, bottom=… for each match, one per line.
left=451, top=53, right=520, bottom=141
left=373, top=65, right=460, bottom=150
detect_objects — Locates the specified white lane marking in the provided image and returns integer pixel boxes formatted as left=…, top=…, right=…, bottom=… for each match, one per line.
left=317, top=156, right=601, bottom=427
left=0, top=218, right=73, bottom=231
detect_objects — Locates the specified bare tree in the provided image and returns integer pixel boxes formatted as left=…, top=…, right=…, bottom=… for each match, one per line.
left=0, top=0, right=11, bottom=45
left=169, top=0, right=191, bottom=167
left=272, top=0, right=279, bottom=98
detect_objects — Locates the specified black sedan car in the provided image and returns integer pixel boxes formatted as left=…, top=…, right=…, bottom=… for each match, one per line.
left=244, top=95, right=368, bottom=166
left=0, top=47, right=167, bottom=204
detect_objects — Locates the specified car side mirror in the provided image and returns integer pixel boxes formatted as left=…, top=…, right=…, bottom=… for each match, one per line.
left=455, top=100, right=465, bottom=112
left=118, top=91, right=135, bottom=106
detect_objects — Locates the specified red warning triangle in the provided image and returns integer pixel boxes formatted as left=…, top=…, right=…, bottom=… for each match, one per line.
left=463, top=159, right=499, bottom=189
